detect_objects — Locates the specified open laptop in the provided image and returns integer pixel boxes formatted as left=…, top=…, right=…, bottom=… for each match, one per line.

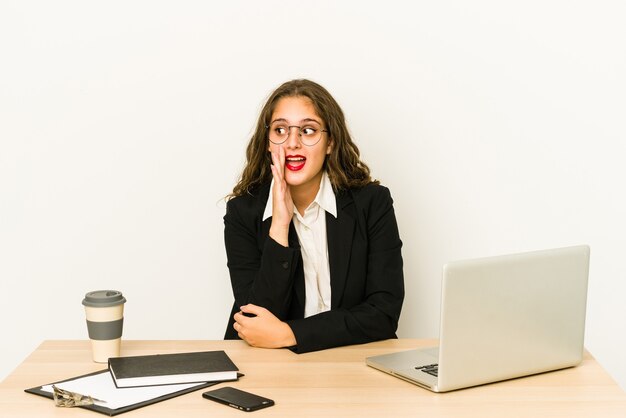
left=366, top=245, right=590, bottom=392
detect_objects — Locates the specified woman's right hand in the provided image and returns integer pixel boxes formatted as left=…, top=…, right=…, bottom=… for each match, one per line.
left=269, top=145, right=293, bottom=247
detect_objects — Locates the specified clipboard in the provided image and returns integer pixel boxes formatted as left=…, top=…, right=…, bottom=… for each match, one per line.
left=25, top=369, right=240, bottom=416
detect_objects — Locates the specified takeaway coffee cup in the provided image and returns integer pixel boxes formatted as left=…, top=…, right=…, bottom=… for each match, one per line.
left=82, top=290, right=126, bottom=363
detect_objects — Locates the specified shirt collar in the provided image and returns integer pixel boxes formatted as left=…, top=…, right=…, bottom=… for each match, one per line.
left=262, top=171, right=337, bottom=221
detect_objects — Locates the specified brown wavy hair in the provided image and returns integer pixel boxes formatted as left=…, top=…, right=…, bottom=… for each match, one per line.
left=229, top=79, right=377, bottom=198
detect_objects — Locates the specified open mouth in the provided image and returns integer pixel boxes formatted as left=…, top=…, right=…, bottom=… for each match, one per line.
left=285, top=155, right=306, bottom=172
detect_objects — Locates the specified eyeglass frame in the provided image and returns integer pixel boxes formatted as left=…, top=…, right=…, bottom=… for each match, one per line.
left=265, top=123, right=329, bottom=147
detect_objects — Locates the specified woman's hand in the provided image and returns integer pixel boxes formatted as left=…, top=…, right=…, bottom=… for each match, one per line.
left=233, top=304, right=297, bottom=348
left=269, top=145, right=293, bottom=247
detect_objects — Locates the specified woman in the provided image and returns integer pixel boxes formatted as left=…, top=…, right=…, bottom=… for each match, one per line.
left=224, top=79, right=404, bottom=353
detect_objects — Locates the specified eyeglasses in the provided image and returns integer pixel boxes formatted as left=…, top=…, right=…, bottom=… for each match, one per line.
left=266, top=121, right=328, bottom=147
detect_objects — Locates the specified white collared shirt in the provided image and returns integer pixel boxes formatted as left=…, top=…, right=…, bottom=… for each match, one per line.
left=263, top=172, right=337, bottom=318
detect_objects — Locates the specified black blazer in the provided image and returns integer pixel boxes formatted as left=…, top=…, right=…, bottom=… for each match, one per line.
left=223, top=182, right=404, bottom=353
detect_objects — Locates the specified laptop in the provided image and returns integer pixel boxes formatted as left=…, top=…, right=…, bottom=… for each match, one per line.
left=366, top=245, right=590, bottom=392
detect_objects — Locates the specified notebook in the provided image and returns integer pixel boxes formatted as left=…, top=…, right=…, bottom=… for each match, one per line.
left=366, top=245, right=590, bottom=392
left=108, top=350, right=239, bottom=388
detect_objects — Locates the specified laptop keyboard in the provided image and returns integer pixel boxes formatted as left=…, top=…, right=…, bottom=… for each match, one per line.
left=415, top=364, right=438, bottom=377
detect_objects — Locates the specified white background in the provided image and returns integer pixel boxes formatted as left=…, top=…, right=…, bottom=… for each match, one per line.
left=1, top=1, right=625, bottom=390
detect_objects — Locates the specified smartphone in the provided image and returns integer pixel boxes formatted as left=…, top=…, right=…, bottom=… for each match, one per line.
left=202, top=386, right=275, bottom=412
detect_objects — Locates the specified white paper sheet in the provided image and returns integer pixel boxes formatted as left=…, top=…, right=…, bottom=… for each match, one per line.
left=41, top=370, right=201, bottom=410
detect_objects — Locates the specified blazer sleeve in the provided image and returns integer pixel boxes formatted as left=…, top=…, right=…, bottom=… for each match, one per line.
left=287, top=185, right=405, bottom=353
left=224, top=194, right=301, bottom=320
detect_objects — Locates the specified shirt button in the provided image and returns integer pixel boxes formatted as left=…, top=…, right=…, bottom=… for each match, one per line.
left=281, top=262, right=289, bottom=269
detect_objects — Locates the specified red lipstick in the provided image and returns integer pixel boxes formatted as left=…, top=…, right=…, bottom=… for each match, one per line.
left=285, top=154, right=306, bottom=172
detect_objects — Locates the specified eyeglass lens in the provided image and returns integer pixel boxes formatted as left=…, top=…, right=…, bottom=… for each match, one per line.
left=268, top=122, right=323, bottom=146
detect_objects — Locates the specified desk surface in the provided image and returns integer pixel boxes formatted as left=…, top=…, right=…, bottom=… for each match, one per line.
left=1, top=339, right=625, bottom=417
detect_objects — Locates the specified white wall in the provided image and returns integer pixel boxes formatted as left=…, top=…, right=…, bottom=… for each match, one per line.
left=1, top=1, right=625, bottom=390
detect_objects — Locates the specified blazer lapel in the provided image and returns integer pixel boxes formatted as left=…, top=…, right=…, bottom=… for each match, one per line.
left=260, top=183, right=272, bottom=246
left=327, top=191, right=355, bottom=308
left=288, top=223, right=305, bottom=308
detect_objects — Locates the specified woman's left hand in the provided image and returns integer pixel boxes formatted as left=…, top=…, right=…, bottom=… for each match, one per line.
left=233, top=304, right=297, bottom=348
